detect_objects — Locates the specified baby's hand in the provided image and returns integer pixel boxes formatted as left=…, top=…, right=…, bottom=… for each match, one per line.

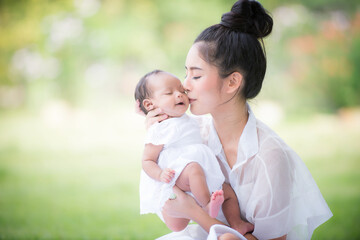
left=160, top=168, right=175, bottom=183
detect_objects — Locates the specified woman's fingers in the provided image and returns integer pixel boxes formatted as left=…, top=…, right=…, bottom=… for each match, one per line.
left=145, top=108, right=168, bottom=129
left=134, top=100, right=145, bottom=116
left=134, top=101, right=169, bottom=125
left=146, top=107, right=163, bottom=118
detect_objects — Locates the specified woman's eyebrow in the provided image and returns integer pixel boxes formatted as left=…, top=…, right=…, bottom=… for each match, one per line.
left=185, top=66, right=203, bottom=71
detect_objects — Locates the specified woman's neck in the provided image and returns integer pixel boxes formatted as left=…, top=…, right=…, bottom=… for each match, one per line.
left=211, top=99, right=249, bottom=145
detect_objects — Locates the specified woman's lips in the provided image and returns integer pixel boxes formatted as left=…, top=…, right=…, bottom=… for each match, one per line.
left=188, top=98, right=196, bottom=104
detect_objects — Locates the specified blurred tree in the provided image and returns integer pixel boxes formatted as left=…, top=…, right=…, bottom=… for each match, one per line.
left=0, top=0, right=359, bottom=111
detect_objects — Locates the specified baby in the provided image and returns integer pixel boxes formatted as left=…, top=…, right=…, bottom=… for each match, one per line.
left=135, top=70, right=253, bottom=234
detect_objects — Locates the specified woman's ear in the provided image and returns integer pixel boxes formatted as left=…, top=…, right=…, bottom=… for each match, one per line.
left=143, top=99, right=154, bottom=112
left=225, top=72, right=243, bottom=94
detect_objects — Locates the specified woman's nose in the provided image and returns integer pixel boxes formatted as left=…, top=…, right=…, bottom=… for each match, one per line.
left=183, top=78, right=191, bottom=92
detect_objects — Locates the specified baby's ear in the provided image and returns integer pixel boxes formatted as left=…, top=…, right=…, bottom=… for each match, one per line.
left=142, top=99, right=154, bottom=112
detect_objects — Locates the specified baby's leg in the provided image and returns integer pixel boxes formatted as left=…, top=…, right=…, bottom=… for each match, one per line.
left=222, top=183, right=254, bottom=235
left=162, top=210, right=190, bottom=232
left=176, top=163, right=209, bottom=205
left=176, top=162, right=224, bottom=218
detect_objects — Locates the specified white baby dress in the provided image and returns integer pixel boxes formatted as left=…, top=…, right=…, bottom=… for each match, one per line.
left=139, top=114, right=225, bottom=218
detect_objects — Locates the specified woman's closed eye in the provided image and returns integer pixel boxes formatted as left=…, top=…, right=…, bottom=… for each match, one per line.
left=184, top=75, right=201, bottom=79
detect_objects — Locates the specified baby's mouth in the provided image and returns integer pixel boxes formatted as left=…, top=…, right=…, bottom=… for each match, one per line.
left=176, top=102, right=185, bottom=105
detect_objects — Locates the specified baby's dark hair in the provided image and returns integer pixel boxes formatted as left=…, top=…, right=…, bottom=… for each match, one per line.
left=195, top=0, right=273, bottom=100
left=134, top=69, right=163, bottom=114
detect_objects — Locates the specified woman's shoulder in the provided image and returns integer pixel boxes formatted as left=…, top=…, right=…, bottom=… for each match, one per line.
left=256, top=119, right=288, bottom=149
left=255, top=119, right=298, bottom=165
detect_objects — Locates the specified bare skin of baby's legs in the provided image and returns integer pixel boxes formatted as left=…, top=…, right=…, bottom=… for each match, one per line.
left=162, top=162, right=224, bottom=232
left=222, top=183, right=254, bottom=235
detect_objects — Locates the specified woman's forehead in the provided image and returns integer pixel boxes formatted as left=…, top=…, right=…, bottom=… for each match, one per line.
left=185, top=43, right=211, bottom=71
left=186, top=45, right=203, bottom=66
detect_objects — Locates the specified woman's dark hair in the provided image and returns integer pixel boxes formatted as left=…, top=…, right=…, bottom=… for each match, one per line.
left=195, top=0, right=273, bottom=99
left=134, top=69, right=163, bottom=114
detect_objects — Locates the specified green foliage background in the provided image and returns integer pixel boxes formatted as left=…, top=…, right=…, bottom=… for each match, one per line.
left=1, top=0, right=360, bottom=111
left=0, top=0, right=359, bottom=239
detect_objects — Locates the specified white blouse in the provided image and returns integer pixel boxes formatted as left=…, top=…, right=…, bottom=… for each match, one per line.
left=157, top=104, right=332, bottom=240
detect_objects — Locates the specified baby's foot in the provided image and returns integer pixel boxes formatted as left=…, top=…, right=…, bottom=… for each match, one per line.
left=208, top=190, right=224, bottom=218
left=232, top=221, right=254, bottom=235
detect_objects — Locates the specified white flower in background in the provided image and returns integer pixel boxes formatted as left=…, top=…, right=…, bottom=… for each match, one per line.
left=11, top=48, right=60, bottom=81
left=74, top=0, right=101, bottom=17
left=49, top=16, right=84, bottom=50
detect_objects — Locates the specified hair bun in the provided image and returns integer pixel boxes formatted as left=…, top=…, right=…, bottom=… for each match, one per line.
left=220, top=0, right=273, bottom=38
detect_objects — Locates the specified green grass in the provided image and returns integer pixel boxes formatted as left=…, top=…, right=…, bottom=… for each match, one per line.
left=274, top=114, right=360, bottom=239
left=0, top=105, right=359, bottom=239
left=0, top=105, right=171, bottom=240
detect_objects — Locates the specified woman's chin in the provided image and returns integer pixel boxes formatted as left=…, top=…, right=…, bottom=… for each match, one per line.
left=190, top=105, right=206, bottom=115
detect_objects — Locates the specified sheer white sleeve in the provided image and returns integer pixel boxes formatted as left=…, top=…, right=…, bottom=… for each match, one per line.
left=248, top=138, right=332, bottom=240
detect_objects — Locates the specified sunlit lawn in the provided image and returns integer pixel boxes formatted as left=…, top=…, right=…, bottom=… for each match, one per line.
left=0, top=101, right=359, bottom=239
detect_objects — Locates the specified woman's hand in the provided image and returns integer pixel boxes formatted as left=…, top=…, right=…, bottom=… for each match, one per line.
left=145, top=107, right=168, bottom=129
left=164, top=186, right=226, bottom=233
left=134, top=100, right=168, bottom=129
left=134, top=99, right=146, bottom=116
left=162, top=186, right=199, bottom=219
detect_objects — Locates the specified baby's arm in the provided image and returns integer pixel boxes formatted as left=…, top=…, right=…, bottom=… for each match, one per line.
left=142, top=143, right=175, bottom=183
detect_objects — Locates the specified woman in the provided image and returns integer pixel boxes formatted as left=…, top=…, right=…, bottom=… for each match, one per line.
left=143, top=0, right=332, bottom=239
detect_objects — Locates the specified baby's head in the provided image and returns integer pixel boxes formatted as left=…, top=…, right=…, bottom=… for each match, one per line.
left=135, top=70, right=189, bottom=117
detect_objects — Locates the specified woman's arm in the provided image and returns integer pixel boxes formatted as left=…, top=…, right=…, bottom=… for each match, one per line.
left=142, top=143, right=174, bottom=183
left=162, top=186, right=225, bottom=232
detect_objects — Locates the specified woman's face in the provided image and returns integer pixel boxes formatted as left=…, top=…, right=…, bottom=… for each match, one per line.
left=184, top=42, right=224, bottom=115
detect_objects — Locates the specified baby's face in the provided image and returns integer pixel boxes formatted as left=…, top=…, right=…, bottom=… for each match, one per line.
left=147, top=72, right=189, bottom=117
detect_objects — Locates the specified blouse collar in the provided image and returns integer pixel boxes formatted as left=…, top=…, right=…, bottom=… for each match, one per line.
left=237, top=103, right=259, bottom=165
left=208, top=103, right=259, bottom=166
